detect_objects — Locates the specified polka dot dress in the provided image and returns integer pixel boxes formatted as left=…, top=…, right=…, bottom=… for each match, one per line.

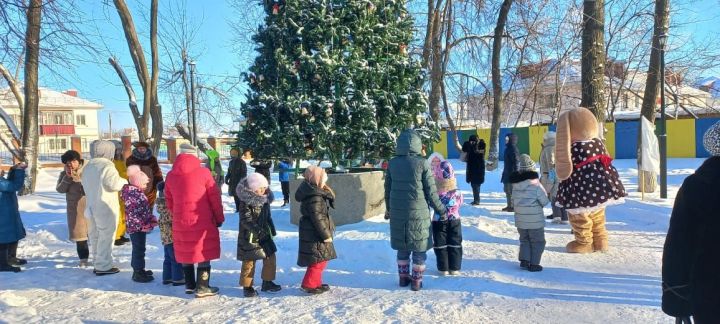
left=556, top=139, right=627, bottom=213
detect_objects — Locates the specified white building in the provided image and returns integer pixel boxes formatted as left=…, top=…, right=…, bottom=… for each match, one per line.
left=456, top=60, right=714, bottom=127
left=0, top=88, right=102, bottom=157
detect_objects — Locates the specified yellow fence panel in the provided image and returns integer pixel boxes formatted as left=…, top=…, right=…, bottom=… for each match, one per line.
left=528, top=126, right=549, bottom=161
left=604, top=122, right=616, bottom=159
left=433, top=130, right=448, bottom=158
left=666, top=119, right=696, bottom=158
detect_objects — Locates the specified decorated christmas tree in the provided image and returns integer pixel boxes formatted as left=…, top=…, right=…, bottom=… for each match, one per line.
left=239, top=0, right=436, bottom=164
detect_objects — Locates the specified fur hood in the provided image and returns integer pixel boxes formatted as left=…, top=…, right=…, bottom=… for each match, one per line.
left=509, top=170, right=539, bottom=184
left=236, top=179, right=268, bottom=206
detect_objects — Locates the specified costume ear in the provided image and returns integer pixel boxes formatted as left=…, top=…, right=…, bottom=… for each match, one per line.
left=555, top=110, right=573, bottom=180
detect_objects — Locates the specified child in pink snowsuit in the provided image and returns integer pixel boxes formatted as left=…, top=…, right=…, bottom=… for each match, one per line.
left=431, top=160, right=463, bottom=275
left=121, top=165, right=158, bottom=283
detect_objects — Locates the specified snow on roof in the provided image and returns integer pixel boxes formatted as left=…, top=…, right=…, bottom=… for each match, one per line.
left=694, top=76, right=720, bottom=98
left=0, top=87, right=102, bottom=109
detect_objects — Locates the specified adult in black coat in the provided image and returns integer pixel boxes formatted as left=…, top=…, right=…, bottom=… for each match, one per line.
left=662, top=155, right=720, bottom=323
left=225, top=148, right=247, bottom=212
left=249, top=159, right=272, bottom=184
left=501, top=133, right=519, bottom=212
left=462, top=135, right=486, bottom=205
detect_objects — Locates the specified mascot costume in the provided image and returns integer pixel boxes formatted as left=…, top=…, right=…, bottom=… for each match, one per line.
left=555, top=107, right=627, bottom=253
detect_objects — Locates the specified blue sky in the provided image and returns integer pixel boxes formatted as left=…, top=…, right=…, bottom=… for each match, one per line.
left=32, top=0, right=720, bottom=133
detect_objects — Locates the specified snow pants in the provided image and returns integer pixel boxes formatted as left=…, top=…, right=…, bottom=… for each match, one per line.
left=432, top=220, right=463, bottom=271
left=86, top=208, right=119, bottom=271
left=517, top=228, right=546, bottom=265
left=302, top=261, right=328, bottom=289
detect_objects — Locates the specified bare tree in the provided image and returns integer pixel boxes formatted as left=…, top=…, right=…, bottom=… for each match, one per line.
left=109, top=0, right=162, bottom=152
left=486, top=0, right=513, bottom=170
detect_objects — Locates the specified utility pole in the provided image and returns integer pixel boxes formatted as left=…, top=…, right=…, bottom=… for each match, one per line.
left=658, top=34, right=668, bottom=199
left=108, top=112, right=112, bottom=139
left=189, top=61, right=197, bottom=146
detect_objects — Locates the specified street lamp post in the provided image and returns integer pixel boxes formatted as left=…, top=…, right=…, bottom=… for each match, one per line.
left=189, top=61, right=197, bottom=147
left=658, top=33, right=668, bottom=199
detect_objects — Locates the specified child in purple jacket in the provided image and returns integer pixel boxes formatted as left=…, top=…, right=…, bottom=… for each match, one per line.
left=121, top=165, right=158, bottom=283
left=431, top=160, right=463, bottom=275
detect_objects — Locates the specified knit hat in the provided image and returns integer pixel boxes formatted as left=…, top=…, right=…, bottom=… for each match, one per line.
left=434, top=160, right=457, bottom=192
left=517, top=154, right=536, bottom=172
left=91, top=140, right=116, bottom=160
left=703, top=121, right=720, bottom=156
left=133, top=141, right=150, bottom=148
left=61, top=150, right=81, bottom=164
left=246, top=173, right=269, bottom=191
left=179, top=143, right=197, bottom=155
left=127, top=165, right=149, bottom=188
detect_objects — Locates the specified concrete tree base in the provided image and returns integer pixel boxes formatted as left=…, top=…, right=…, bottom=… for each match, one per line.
left=289, top=170, right=386, bottom=226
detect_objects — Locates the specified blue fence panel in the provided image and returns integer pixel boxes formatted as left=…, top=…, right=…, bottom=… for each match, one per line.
left=695, top=118, right=720, bottom=158
left=614, top=120, right=639, bottom=159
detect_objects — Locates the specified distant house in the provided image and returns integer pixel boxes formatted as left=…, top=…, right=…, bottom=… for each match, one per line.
left=0, top=88, right=102, bottom=157
left=454, top=59, right=714, bottom=128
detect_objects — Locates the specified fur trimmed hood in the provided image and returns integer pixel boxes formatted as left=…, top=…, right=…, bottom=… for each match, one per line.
left=236, top=179, right=268, bottom=206
left=509, top=170, right=539, bottom=184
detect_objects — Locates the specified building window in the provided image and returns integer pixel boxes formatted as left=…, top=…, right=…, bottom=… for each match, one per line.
left=48, top=138, right=68, bottom=151
left=41, top=111, right=72, bottom=125
left=76, top=114, right=86, bottom=126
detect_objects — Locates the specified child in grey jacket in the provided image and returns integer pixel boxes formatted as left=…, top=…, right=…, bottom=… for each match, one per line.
left=510, top=154, right=550, bottom=272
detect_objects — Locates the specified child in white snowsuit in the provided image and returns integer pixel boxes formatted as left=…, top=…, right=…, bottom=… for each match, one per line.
left=510, top=154, right=550, bottom=272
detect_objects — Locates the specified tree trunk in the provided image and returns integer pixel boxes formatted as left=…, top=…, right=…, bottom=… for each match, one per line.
left=637, top=0, right=669, bottom=194
left=427, top=9, right=444, bottom=121
left=20, top=0, right=42, bottom=195
left=640, top=0, right=669, bottom=125
left=182, top=50, right=193, bottom=134
left=421, top=0, right=439, bottom=69
left=113, top=0, right=151, bottom=141
left=487, top=0, right=512, bottom=171
left=149, top=0, right=162, bottom=153
left=580, top=0, right=607, bottom=133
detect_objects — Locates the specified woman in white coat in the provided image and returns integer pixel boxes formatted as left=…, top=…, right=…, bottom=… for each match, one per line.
left=81, top=140, right=127, bottom=275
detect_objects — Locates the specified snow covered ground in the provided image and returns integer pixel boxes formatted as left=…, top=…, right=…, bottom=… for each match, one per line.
left=0, top=159, right=703, bottom=323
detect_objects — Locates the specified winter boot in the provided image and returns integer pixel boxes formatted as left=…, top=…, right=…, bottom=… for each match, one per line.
left=195, top=266, right=219, bottom=298
left=183, top=265, right=196, bottom=294
left=132, top=270, right=154, bottom=283
left=519, top=260, right=530, bottom=269
left=319, top=284, right=330, bottom=292
left=410, top=264, right=425, bottom=291
left=301, top=286, right=325, bottom=294
left=397, top=260, right=411, bottom=287
left=261, top=280, right=282, bottom=293
left=0, top=248, right=21, bottom=273
left=8, top=243, right=27, bottom=266
left=528, top=264, right=543, bottom=272
left=93, top=267, right=120, bottom=276
left=243, top=286, right=258, bottom=297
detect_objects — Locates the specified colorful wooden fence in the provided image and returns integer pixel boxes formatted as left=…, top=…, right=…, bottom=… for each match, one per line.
left=433, top=118, right=720, bottom=161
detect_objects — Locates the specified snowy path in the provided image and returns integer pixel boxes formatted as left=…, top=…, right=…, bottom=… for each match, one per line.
left=0, top=159, right=701, bottom=323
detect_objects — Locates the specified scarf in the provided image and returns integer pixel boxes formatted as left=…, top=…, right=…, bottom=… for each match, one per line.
left=132, top=148, right=153, bottom=161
